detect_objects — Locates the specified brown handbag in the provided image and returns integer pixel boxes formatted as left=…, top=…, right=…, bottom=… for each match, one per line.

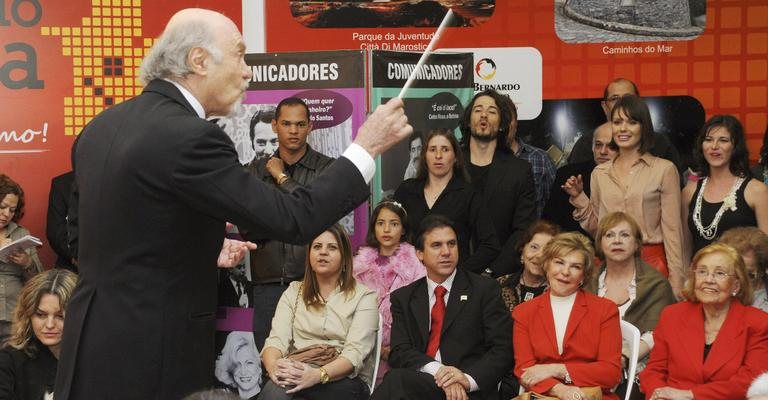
left=512, top=386, right=603, bottom=400
left=284, top=283, right=341, bottom=367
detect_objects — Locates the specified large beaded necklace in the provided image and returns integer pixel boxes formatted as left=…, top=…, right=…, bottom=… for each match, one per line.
left=692, top=176, right=744, bottom=240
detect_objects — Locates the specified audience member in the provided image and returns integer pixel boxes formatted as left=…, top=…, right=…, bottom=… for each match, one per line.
left=352, top=200, right=424, bottom=384
left=544, top=123, right=617, bottom=234
left=584, top=212, right=675, bottom=399
left=248, top=107, right=278, bottom=163
left=0, top=174, right=43, bottom=344
left=371, top=215, right=512, bottom=400
left=260, top=224, right=378, bottom=400
left=682, top=115, right=768, bottom=260
left=502, top=96, right=555, bottom=217
left=56, top=8, right=411, bottom=399
left=460, top=89, right=536, bottom=276
left=513, top=232, right=622, bottom=400
left=718, top=226, right=768, bottom=312
left=640, top=243, right=768, bottom=400
left=750, top=126, right=768, bottom=185
left=496, top=220, right=560, bottom=399
left=748, top=372, right=768, bottom=400
left=564, top=95, right=685, bottom=297
left=45, top=171, right=77, bottom=272
left=394, top=128, right=500, bottom=274
left=0, top=269, right=77, bottom=400
left=567, top=78, right=682, bottom=177
left=214, top=331, right=262, bottom=399
left=244, top=97, right=336, bottom=348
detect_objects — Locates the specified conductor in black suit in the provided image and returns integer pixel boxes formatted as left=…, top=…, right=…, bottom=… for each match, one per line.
left=54, top=8, right=412, bottom=400
left=371, top=215, right=512, bottom=400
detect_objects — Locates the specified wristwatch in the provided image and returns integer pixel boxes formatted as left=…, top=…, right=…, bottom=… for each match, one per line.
left=563, top=370, right=573, bottom=384
left=276, top=173, right=289, bottom=185
left=318, top=367, right=330, bottom=384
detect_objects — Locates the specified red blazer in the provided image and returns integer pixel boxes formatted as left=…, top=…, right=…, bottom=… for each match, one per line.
left=513, top=290, right=622, bottom=399
left=640, top=300, right=768, bottom=400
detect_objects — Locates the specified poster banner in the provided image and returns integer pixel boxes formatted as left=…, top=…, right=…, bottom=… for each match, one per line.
left=218, top=50, right=368, bottom=244
left=0, top=0, right=241, bottom=267
left=369, top=50, right=474, bottom=204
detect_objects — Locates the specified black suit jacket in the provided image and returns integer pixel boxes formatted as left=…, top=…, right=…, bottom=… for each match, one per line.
left=55, top=80, right=369, bottom=400
left=388, top=268, right=512, bottom=399
left=542, top=160, right=595, bottom=236
left=465, top=150, right=536, bottom=276
left=0, top=344, right=57, bottom=400
left=46, top=171, right=77, bottom=271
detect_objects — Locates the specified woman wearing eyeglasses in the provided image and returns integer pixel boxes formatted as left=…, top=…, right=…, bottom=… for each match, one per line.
left=640, top=243, right=768, bottom=400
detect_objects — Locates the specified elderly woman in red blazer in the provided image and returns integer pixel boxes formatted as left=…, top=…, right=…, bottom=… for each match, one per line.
left=640, top=243, right=768, bottom=400
left=513, top=232, right=622, bottom=400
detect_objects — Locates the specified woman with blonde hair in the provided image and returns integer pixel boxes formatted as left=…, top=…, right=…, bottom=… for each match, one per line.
left=641, top=243, right=768, bottom=400
left=260, top=224, right=378, bottom=400
left=0, top=269, right=78, bottom=399
left=215, top=331, right=262, bottom=399
left=513, top=232, right=622, bottom=400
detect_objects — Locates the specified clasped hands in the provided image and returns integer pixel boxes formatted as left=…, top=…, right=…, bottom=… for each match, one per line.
left=650, top=386, right=694, bottom=400
left=269, top=358, right=321, bottom=394
left=521, top=364, right=586, bottom=400
left=435, top=365, right=470, bottom=400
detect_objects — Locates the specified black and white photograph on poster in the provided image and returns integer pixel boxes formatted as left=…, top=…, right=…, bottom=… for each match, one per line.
left=214, top=331, right=262, bottom=400
left=218, top=104, right=278, bottom=165
left=555, top=0, right=705, bottom=43
left=218, top=261, right=251, bottom=309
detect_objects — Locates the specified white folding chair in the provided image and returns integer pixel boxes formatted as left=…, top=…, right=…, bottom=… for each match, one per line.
left=368, top=313, right=384, bottom=393
left=620, top=320, right=641, bottom=400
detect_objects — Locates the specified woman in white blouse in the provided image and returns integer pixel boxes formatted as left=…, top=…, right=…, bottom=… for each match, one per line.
left=260, top=224, right=379, bottom=400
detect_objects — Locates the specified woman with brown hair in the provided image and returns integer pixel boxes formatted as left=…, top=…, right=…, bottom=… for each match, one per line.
left=0, top=174, right=43, bottom=343
left=0, top=269, right=78, bottom=400
left=260, top=224, right=378, bottom=400
left=394, top=128, right=499, bottom=274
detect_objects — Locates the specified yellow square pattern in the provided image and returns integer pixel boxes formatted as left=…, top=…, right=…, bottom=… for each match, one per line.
left=41, top=2, right=153, bottom=135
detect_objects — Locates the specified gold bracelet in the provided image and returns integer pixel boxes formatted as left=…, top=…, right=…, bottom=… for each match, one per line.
left=276, top=173, right=289, bottom=185
left=318, top=367, right=330, bottom=384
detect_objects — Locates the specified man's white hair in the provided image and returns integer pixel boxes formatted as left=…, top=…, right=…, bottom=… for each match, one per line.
left=748, top=372, right=768, bottom=399
left=139, top=20, right=222, bottom=84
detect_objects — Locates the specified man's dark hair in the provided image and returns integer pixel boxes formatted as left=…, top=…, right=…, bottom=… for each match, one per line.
left=275, top=97, right=310, bottom=121
left=414, top=214, right=457, bottom=251
left=693, top=115, right=751, bottom=178
left=459, top=89, right=513, bottom=153
left=248, top=107, right=275, bottom=144
left=602, top=78, right=639, bottom=100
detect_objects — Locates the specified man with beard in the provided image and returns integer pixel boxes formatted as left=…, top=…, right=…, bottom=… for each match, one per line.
left=460, top=89, right=536, bottom=276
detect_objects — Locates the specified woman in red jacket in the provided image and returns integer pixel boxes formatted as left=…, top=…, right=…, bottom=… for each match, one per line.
left=641, top=243, right=768, bottom=400
left=513, top=232, right=622, bottom=400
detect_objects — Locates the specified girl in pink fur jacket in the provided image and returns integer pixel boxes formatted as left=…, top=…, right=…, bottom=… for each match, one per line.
left=353, top=200, right=425, bottom=385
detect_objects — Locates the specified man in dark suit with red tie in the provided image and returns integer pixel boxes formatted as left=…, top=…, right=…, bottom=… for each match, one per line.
left=371, top=215, right=512, bottom=400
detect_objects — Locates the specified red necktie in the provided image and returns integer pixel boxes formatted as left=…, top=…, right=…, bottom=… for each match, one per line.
left=426, top=285, right=447, bottom=358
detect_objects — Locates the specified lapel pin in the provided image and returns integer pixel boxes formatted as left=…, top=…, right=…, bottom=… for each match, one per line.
left=460, top=295, right=468, bottom=301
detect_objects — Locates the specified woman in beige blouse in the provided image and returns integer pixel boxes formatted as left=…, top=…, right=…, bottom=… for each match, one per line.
left=260, top=224, right=379, bottom=400
left=563, top=95, right=684, bottom=298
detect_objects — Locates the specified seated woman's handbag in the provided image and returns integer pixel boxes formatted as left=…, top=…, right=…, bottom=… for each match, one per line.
left=513, top=386, right=603, bottom=400
left=285, top=283, right=341, bottom=367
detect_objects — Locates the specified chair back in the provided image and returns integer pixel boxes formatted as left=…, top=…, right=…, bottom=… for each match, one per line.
left=369, top=313, right=384, bottom=392
left=620, top=320, right=641, bottom=400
